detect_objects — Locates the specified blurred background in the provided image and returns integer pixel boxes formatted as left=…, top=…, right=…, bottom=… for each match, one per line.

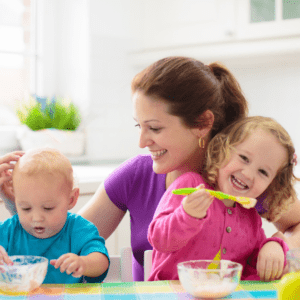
left=0, top=0, right=300, bottom=166
left=1, top=0, right=300, bottom=254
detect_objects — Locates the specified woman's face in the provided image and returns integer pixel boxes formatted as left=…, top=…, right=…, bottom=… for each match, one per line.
left=132, top=91, right=204, bottom=175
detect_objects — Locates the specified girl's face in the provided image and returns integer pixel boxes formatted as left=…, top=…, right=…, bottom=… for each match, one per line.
left=217, top=128, right=287, bottom=199
left=14, top=173, right=77, bottom=239
left=133, top=91, right=206, bottom=176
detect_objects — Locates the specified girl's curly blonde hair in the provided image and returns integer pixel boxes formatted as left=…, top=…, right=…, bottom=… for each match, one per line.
left=204, top=116, right=299, bottom=222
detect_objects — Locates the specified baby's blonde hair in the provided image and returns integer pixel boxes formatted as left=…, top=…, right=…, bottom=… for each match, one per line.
left=204, top=116, right=299, bottom=222
left=13, top=147, right=74, bottom=192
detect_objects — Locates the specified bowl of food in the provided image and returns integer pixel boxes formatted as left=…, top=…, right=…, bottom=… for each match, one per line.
left=0, top=255, right=48, bottom=294
left=177, top=260, right=242, bottom=299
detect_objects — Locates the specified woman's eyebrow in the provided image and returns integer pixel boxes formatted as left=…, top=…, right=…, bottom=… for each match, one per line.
left=133, top=117, right=161, bottom=123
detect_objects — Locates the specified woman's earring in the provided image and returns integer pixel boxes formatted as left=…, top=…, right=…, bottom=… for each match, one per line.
left=199, top=137, right=205, bottom=148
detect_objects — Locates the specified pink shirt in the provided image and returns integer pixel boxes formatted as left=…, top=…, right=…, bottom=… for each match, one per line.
left=148, top=172, right=288, bottom=281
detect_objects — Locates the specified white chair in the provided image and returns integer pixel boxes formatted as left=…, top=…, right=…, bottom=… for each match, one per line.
left=104, top=247, right=153, bottom=282
left=104, top=247, right=133, bottom=282
left=144, top=249, right=153, bottom=281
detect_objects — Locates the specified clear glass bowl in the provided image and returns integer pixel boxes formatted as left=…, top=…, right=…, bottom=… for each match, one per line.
left=0, top=255, right=48, bottom=293
left=177, top=260, right=242, bottom=299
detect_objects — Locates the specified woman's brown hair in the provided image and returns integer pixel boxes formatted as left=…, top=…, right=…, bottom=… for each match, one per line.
left=131, top=56, right=248, bottom=137
left=205, top=116, right=299, bottom=222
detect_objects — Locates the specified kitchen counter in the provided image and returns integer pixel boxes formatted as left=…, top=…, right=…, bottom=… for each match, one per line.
left=72, top=164, right=120, bottom=195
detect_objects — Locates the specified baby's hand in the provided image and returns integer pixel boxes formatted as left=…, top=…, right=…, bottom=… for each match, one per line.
left=0, top=245, right=13, bottom=266
left=257, top=241, right=285, bottom=281
left=50, top=253, right=86, bottom=278
left=182, top=184, right=214, bottom=219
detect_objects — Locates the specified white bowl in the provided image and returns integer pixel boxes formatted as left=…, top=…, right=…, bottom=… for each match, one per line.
left=0, top=255, right=48, bottom=293
left=177, top=260, right=242, bottom=299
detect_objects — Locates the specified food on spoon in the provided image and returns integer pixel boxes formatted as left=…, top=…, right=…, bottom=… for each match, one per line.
left=172, top=188, right=257, bottom=209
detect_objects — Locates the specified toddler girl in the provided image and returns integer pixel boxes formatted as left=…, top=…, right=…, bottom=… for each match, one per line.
left=148, top=116, right=298, bottom=281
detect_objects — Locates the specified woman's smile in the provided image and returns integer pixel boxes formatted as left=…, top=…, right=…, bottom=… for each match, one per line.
left=150, top=149, right=167, bottom=160
left=133, top=91, right=205, bottom=176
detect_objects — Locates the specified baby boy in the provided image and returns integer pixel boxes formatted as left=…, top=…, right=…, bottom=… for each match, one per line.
left=0, top=148, right=109, bottom=283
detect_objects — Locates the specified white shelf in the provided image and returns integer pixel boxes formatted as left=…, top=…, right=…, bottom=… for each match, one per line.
left=128, top=35, right=300, bottom=68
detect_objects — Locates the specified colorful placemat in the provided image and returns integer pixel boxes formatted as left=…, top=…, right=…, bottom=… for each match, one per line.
left=0, top=280, right=278, bottom=299
left=240, top=281, right=278, bottom=299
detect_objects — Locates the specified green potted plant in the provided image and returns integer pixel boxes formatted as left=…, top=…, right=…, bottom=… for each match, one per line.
left=16, top=96, right=85, bottom=156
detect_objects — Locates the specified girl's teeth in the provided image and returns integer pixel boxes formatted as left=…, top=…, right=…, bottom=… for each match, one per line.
left=231, top=176, right=248, bottom=189
left=151, top=150, right=167, bottom=157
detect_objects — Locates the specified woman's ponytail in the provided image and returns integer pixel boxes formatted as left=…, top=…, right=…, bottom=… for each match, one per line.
left=209, top=63, right=248, bottom=137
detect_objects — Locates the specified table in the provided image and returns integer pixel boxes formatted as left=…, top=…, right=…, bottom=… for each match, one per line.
left=0, top=280, right=279, bottom=299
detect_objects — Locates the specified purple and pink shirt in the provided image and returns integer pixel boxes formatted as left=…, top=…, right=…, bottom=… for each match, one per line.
left=104, top=155, right=274, bottom=281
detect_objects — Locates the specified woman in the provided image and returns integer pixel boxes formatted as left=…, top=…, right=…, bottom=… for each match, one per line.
left=2, top=57, right=300, bottom=281
left=77, top=57, right=300, bottom=281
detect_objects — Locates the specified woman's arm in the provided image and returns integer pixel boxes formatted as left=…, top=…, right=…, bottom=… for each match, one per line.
left=272, top=199, right=300, bottom=249
left=78, top=182, right=126, bottom=240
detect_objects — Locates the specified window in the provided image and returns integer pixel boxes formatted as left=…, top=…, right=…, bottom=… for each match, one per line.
left=0, top=0, right=36, bottom=110
left=250, top=0, right=300, bottom=23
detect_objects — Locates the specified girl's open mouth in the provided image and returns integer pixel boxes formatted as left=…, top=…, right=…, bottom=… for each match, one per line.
left=231, top=175, right=249, bottom=191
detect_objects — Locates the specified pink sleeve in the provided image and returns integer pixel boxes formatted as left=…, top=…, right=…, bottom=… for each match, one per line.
left=147, top=172, right=212, bottom=253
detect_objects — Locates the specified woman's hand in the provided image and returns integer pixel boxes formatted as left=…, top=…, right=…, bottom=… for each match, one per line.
left=50, top=253, right=86, bottom=278
left=257, top=241, right=285, bottom=281
left=182, top=184, right=214, bottom=219
left=0, top=151, right=24, bottom=202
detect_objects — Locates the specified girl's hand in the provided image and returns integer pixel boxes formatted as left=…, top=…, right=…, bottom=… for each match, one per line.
left=182, top=184, right=214, bottom=219
left=50, top=253, right=86, bottom=278
left=257, top=241, right=285, bottom=281
left=0, top=245, right=13, bottom=265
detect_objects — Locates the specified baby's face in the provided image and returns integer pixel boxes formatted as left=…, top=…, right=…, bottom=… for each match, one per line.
left=13, top=173, right=72, bottom=239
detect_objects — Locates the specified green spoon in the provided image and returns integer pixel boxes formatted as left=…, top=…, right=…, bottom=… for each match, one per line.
left=172, top=188, right=257, bottom=208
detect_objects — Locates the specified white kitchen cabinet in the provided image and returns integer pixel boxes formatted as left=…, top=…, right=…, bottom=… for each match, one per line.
left=140, top=0, right=236, bottom=49
left=129, top=0, right=300, bottom=67
left=236, top=0, right=300, bottom=40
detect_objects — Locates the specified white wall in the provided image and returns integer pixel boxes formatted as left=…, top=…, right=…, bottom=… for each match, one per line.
left=37, top=0, right=90, bottom=117
left=39, top=0, right=300, bottom=168
left=85, top=0, right=145, bottom=160
left=223, top=55, right=300, bottom=177
left=39, top=0, right=146, bottom=161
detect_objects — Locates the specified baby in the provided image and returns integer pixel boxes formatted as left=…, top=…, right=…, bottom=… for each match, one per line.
left=0, top=148, right=109, bottom=284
